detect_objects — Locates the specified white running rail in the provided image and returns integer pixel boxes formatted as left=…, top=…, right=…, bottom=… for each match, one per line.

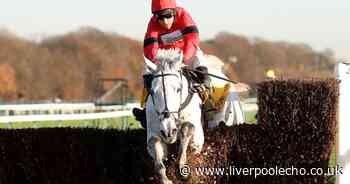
left=0, top=110, right=132, bottom=123
left=0, top=103, right=96, bottom=111
left=0, top=102, right=140, bottom=123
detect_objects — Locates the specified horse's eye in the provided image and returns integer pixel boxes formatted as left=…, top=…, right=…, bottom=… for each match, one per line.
left=177, top=88, right=181, bottom=93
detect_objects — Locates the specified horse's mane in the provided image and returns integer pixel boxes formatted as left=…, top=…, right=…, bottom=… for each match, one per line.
left=156, top=49, right=183, bottom=72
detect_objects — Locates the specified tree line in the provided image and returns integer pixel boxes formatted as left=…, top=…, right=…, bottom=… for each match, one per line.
left=0, top=28, right=335, bottom=102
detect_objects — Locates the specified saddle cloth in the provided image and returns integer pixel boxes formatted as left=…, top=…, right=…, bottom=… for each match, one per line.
left=201, top=83, right=231, bottom=120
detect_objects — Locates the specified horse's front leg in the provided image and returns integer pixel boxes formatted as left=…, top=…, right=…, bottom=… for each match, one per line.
left=147, top=136, right=172, bottom=184
left=178, top=122, right=195, bottom=179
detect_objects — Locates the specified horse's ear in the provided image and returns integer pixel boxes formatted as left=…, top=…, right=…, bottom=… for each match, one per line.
left=144, top=56, right=158, bottom=72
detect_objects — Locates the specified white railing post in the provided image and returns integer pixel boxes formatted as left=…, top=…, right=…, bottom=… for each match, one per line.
left=336, top=61, right=350, bottom=184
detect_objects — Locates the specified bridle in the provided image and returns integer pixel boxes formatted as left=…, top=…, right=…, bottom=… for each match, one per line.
left=150, top=70, right=193, bottom=122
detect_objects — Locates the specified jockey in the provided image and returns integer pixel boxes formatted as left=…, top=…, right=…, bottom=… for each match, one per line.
left=132, top=0, right=210, bottom=127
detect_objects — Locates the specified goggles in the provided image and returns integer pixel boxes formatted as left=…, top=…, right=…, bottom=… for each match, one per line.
left=155, top=9, right=175, bottom=21
left=157, top=13, right=174, bottom=21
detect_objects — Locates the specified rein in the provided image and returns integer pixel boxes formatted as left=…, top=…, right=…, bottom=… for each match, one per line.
left=151, top=70, right=193, bottom=121
left=182, top=68, right=240, bottom=84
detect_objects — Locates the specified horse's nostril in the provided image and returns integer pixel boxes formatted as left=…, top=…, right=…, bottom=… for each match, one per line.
left=164, top=111, right=170, bottom=118
left=160, top=130, right=167, bottom=138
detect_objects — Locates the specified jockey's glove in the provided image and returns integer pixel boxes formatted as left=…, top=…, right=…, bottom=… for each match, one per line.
left=194, top=66, right=211, bottom=89
left=181, top=65, right=191, bottom=71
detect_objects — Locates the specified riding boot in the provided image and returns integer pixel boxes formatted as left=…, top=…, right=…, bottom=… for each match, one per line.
left=132, top=74, right=153, bottom=129
left=194, top=66, right=216, bottom=120
left=132, top=108, right=147, bottom=128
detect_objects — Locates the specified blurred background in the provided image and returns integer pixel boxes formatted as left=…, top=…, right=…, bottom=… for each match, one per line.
left=0, top=0, right=348, bottom=102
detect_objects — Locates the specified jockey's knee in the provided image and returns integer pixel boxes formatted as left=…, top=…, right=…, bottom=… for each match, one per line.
left=194, top=66, right=211, bottom=88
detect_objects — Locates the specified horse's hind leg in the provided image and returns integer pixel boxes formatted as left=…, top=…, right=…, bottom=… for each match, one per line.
left=147, top=136, right=172, bottom=184
left=178, top=122, right=195, bottom=179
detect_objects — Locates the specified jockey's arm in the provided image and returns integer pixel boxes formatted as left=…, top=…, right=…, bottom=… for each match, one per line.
left=182, top=30, right=199, bottom=65
left=143, top=20, right=160, bottom=64
left=180, top=9, right=200, bottom=65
